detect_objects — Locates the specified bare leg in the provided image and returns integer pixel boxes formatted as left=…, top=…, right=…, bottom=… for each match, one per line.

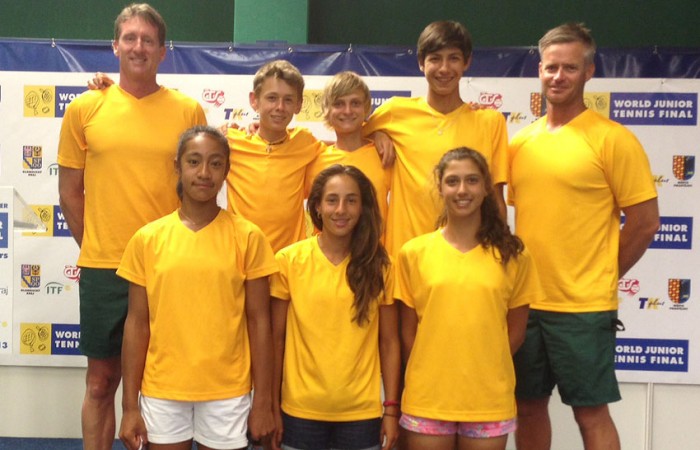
left=572, top=404, right=620, bottom=450
left=457, top=435, right=507, bottom=450
left=150, top=441, right=194, bottom=450
left=515, top=397, right=551, bottom=450
left=82, top=356, right=121, bottom=450
left=403, top=429, right=457, bottom=450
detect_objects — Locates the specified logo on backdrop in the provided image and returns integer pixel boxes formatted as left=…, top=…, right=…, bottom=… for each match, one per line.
left=618, top=278, right=641, bottom=296
left=638, top=297, right=665, bottom=309
left=653, top=174, right=670, bottom=188
left=48, top=162, right=59, bottom=176
left=23, top=85, right=85, bottom=118
left=223, top=106, right=251, bottom=122
left=649, top=216, right=692, bottom=249
left=45, top=281, right=72, bottom=296
left=615, top=338, right=688, bottom=372
left=609, top=93, right=697, bottom=126
left=19, top=323, right=80, bottom=355
left=22, top=145, right=42, bottom=175
left=583, top=92, right=610, bottom=116
left=530, top=92, right=609, bottom=119
left=668, top=279, right=691, bottom=310
left=0, top=212, right=8, bottom=249
left=673, top=155, right=695, bottom=187
left=202, top=89, right=225, bottom=108
left=478, top=92, right=503, bottom=109
left=20, top=264, right=41, bottom=292
left=299, top=89, right=324, bottom=122
left=22, top=205, right=71, bottom=237
left=530, top=92, right=697, bottom=126
left=63, top=265, right=81, bottom=283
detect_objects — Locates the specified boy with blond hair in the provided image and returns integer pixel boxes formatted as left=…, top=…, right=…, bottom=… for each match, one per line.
left=226, top=60, right=323, bottom=252
left=306, top=71, right=390, bottom=225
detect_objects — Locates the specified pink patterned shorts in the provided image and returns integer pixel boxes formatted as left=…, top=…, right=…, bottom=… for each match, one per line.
left=399, top=412, right=517, bottom=438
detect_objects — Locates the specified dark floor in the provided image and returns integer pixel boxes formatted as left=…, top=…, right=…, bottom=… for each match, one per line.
left=0, top=438, right=121, bottom=450
left=0, top=438, right=200, bottom=450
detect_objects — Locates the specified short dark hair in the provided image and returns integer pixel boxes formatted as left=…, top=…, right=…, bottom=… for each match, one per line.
left=417, top=21, right=472, bottom=64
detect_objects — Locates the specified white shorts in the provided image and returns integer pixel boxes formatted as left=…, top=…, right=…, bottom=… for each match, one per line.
left=140, top=393, right=251, bottom=449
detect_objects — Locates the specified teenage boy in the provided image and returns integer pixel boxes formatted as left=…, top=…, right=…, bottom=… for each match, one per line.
left=364, top=20, right=508, bottom=259
left=508, top=23, right=659, bottom=450
left=306, top=71, right=390, bottom=225
left=226, top=60, right=323, bottom=252
left=57, top=4, right=206, bottom=450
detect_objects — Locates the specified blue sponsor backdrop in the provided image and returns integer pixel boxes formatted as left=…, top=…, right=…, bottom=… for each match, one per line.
left=616, top=338, right=689, bottom=372
left=0, top=212, right=8, bottom=249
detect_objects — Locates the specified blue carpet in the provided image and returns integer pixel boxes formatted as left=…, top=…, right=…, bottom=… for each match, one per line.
left=0, top=438, right=201, bottom=449
left=0, top=438, right=121, bottom=449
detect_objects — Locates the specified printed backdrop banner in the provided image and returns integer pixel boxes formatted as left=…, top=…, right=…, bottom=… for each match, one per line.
left=0, top=40, right=697, bottom=384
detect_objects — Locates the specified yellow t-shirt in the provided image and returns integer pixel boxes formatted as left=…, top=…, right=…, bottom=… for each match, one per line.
left=396, top=230, right=542, bottom=422
left=364, top=97, right=508, bottom=259
left=117, top=210, right=278, bottom=401
left=508, top=109, right=658, bottom=312
left=226, top=127, right=322, bottom=252
left=305, top=142, right=391, bottom=225
left=270, top=237, right=394, bottom=421
left=57, top=85, right=207, bottom=268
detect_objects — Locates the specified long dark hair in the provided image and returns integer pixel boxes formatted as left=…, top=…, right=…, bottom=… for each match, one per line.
left=435, top=147, right=524, bottom=265
left=307, top=164, right=390, bottom=326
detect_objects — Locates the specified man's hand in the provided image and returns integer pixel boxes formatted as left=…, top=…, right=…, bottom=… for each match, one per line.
left=87, top=72, right=115, bottom=90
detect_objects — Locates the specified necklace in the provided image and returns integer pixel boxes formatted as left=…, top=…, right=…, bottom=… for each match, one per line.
left=428, top=101, right=463, bottom=136
left=262, top=133, right=289, bottom=153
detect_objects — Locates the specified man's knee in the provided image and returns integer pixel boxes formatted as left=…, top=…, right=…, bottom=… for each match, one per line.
left=572, top=404, right=613, bottom=430
left=517, top=397, right=550, bottom=418
left=85, top=358, right=121, bottom=400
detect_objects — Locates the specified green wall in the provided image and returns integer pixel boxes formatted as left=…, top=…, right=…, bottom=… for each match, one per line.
left=1, top=0, right=698, bottom=47
left=0, top=0, right=234, bottom=42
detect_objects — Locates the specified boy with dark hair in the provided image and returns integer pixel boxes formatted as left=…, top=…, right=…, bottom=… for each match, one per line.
left=365, top=20, right=508, bottom=260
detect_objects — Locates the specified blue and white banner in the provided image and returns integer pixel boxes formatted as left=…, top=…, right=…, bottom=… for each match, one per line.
left=1, top=39, right=698, bottom=384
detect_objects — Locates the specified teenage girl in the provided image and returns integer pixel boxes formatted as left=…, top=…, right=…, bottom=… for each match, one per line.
left=270, top=164, right=400, bottom=450
left=396, top=148, right=543, bottom=450
left=117, top=125, right=277, bottom=450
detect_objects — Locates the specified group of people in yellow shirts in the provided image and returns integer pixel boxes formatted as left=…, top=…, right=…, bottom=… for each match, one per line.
left=58, top=4, right=659, bottom=450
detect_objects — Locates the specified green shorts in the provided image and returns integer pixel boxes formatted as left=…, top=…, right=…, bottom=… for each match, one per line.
left=79, top=268, right=129, bottom=359
left=513, top=309, right=622, bottom=407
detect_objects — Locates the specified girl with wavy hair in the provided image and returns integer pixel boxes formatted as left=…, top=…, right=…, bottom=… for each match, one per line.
left=396, top=147, right=543, bottom=450
left=270, top=164, right=400, bottom=450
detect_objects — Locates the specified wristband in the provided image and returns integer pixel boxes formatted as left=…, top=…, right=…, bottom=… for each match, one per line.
left=383, top=400, right=400, bottom=407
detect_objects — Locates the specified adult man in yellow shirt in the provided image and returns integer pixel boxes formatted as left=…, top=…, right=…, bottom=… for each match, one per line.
left=508, top=23, right=659, bottom=450
left=57, top=4, right=206, bottom=449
